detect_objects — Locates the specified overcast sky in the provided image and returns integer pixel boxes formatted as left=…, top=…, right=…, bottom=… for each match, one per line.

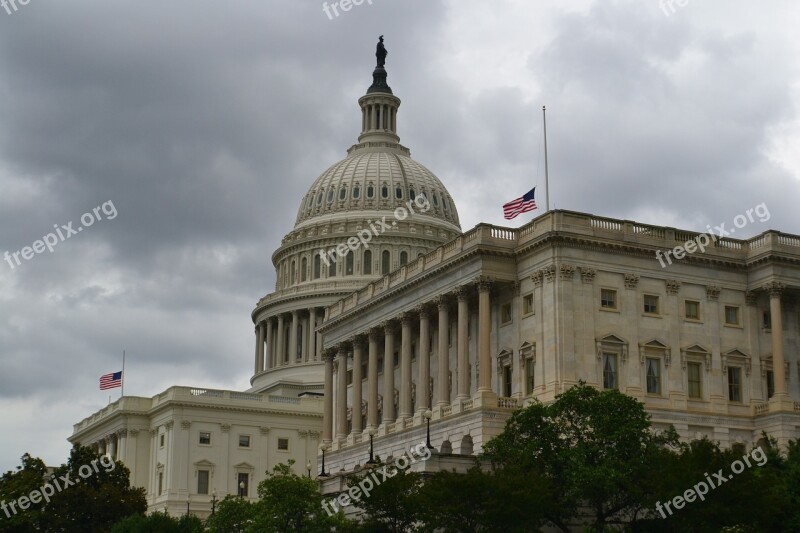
left=0, top=0, right=798, bottom=472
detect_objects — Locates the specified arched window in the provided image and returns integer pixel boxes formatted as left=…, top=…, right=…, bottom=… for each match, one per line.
left=363, top=250, right=372, bottom=275
left=433, top=193, right=439, bottom=207
left=339, top=187, right=347, bottom=200
left=313, top=255, right=321, bottom=279
left=409, top=188, right=416, bottom=201
left=328, top=256, right=336, bottom=277
left=327, top=189, right=335, bottom=203
left=381, top=185, right=389, bottom=199
left=353, top=184, right=361, bottom=199
left=345, top=251, right=354, bottom=275
left=301, top=257, right=308, bottom=282
left=399, top=251, right=408, bottom=266
left=290, top=260, right=296, bottom=285
left=367, top=184, right=375, bottom=198
left=381, top=250, right=391, bottom=275
left=395, top=186, right=403, bottom=199
left=316, top=191, right=323, bottom=205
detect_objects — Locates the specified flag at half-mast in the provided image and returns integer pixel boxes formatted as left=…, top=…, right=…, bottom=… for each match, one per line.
left=100, top=371, right=122, bottom=390
left=502, top=187, right=537, bottom=220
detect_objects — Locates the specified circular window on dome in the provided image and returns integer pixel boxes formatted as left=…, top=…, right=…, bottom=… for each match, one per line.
left=409, top=189, right=416, bottom=201
left=395, top=187, right=403, bottom=199
left=353, top=185, right=361, bottom=199
left=381, top=185, right=389, bottom=199
left=316, top=191, right=323, bottom=205
left=367, top=184, right=374, bottom=198
left=327, top=189, right=335, bottom=203
left=339, top=186, right=348, bottom=201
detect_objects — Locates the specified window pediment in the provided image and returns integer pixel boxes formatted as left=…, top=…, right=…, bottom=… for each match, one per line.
left=722, top=348, right=750, bottom=375
left=639, top=338, right=670, bottom=365
left=596, top=334, right=628, bottom=362
left=681, top=344, right=711, bottom=370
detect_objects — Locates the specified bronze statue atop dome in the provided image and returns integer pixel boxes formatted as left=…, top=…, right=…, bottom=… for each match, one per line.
left=376, top=36, right=387, bottom=68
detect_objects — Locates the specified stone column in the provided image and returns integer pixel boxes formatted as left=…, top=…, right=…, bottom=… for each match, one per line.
left=383, top=322, right=396, bottom=424
left=336, top=344, right=349, bottom=440
left=399, top=313, right=413, bottom=420
left=308, top=308, right=317, bottom=362
left=302, top=313, right=309, bottom=362
left=265, top=318, right=273, bottom=370
left=290, top=311, right=299, bottom=364
left=456, top=287, right=470, bottom=400
left=437, top=298, right=450, bottom=407
left=254, top=325, right=262, bottom=375
left=767, top=283, right=788, bottom=396
left=322, top=350, right=334, bottom=444
left=368, top=329, right=380, bottom=428
left=276, top=314, right=285, bottom=366
left=418, top=306, right=431, bottom=412
left=352, top=337, right=364, bottom=435
left=478, top=280, right=493, bottom=392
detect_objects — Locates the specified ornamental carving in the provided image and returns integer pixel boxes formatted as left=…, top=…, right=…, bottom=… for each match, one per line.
left=706, top=286, right=720, bottom=300
left=665, top=279, right=681, bottom=295
left=624, top=273, right=640, bottom=289
left=220, top=424, right=231, bottom=433
left=763, top=282, right=786, bottom=297
left=455, top=286, right=470, bottom=301
left=580, top=267, right=596, bottom=284
left=180, top=420, right=191, bottom=430
left=512, top=281, right=521, bottom=296
left=560, top=264, right=576, bottom=281
left=259, top=427, right=270, bottom=435
left=745, top=291, right=759, bottom=306
left=531, top=271, right=543, bottom=288
left=542, top=265, right=556, bottom=284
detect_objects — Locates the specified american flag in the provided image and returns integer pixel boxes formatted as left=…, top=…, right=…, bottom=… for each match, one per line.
left=100, top=371, right=122, bottom=390
left=502, top=187, right=537, bottom=220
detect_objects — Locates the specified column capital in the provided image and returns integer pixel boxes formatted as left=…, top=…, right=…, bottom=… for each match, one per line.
left=764, top=281, right=786, bottom=297
left=336, top=342, right=350, bottom=356
left=416, top=304, right=431, bottom=319
left=322, top=349, right=337, bottom=362
left=434, top=295, right=450, bottom=310
left=745, top=290, right=759, bottom=306
left=382, top=320, right=398, bottom=335
left=399, top=311, right=415, bottom=326
left=476, top=277, right=493, bottom=292
left=455, top=285, right=470, bottom=301
left=368, top=327, right=381, bottom=342
left=665, top=279, right=681, bottom=295
left=291, top=309, right=299, bottom=317
left=352, top=335, right=368, bottom=349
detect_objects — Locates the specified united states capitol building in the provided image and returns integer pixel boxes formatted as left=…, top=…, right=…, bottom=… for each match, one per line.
left=70, top=44, right=800, bottom=518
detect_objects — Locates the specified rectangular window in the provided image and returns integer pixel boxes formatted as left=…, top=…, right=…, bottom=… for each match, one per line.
left=362, top=362, right=367, bottom=381
left=687, top=362, right=702, bottom=399
left=763, top=311, right=771, bottom=329
left=347, top=369, right=353, bottom=385
left=766, top=370, right=775, bottom=399
left=503, top=366, right=512, bottom=397
left=393, top=351, right=399, bottom=367
left=501, top=303, right=512, bottom=324
left=158, top=472, right=163, bottom=494
left=199, top=432, right=211, bottom=446
left=523, top=293, right=534, bottom=315
left=197, top=470, right=209, bottom=495
left=725, top=306, right=740, bottom=326
left=239, top=435, right=251, bottom=448
left=159, top=434, right=165, bottom=448
left=685, top=300, right=700, bottom=320
left=377, top=357, right=384, bottom=374
left=525, top=358, right=535, bottom=394
left=600, top=288, right=617, bottom=309
left=237, top=473, right=249, bottom=498
left=644, top=295, right=659, bottom=315
left=277, top=438, right=289, bottom=451
left=602, top=353, right=617, bottom=390
left=728, top=367, right=742, bottom=402
left=646, top=358, right=661, bottom=394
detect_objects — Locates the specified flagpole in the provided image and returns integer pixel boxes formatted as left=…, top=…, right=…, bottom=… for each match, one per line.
left=543, top=106, right=550, bottom=212
left=121, top=350, right=126, bottom=397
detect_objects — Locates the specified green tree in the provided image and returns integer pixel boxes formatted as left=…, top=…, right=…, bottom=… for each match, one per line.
left=416, top=465, right=552, bottom=532
left=483, top=382, right=679, bottom=531
left=110, top=510, right=203, bottom=532
left=204, top=495, right=256, bottom=533
left=348, top=467, right=422, bottom=533
left=38, top=445, right=147, bottom=532
left=0, top=453, right=49, bottom=532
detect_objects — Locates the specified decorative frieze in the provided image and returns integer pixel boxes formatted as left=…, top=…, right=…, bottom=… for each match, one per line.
left=665, top=279, right=681, bottom=295
left=542, top=265, right=556, bottom=284
left=705, top=286, right=720, bottom=300
left=624, top=273, right=640, bottom=290
left=180, top=420, right=191, bottom=430
left=259, top=427, right=270, bottom=435
left=220, top=424, right=231, bottom=433
left=763, top=281, right=786, bottom=297
left=531, top=271, right=543, bottom=288
left=559, top=264, right=576, bottom=281
left=580, top=267, right=596, bottom=284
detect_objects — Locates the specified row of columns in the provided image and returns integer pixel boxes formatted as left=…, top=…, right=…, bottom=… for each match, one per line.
left=254, top=308, right=321, bottom=374
left=322, top=280, right=495, bottom=444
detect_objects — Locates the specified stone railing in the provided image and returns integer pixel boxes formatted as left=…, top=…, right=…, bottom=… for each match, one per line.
left=322, top=210, right=800, bottom=323
left=460, top=399, right=474, bottom=411
left=497, top=397, right=519, bottom=409
left=441, top=406, right=453, bottom=418
left=795, top=402, right=800, bottom=412
left=754, top=403, right=770, bottom=415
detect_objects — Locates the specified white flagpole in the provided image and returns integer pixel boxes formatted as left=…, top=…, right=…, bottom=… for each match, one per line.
left=121, top=350, right=126, bottom=397
left=543, top=106, right=550, bottom=212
